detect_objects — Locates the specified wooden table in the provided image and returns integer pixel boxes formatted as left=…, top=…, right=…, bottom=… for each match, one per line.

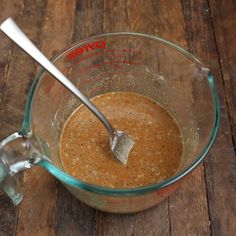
left=0, top=1, right=235, bottom=235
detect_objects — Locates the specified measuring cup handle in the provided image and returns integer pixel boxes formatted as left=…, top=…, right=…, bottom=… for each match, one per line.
left=0, top=168, right=23, bottom=205
left=0, top=132, right=40, bottom=205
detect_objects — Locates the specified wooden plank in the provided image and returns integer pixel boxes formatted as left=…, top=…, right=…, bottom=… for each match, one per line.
left=0, top=194, right=18, bottom=236
left=0, top=1, right=23, bottom=235
left=1, top=0, right=50, bottom=235
left=174, top=1, right=236, bottom=235
left=0, top=0, right=19, bottom=105
left=40, top=0, right=76, bottom=57
left=99, top=1, right=171, bottom=235
left=72, top=0, right=104, bottom=41
left=103, top=0, right=129, bottom=33
left=97, top=212, right=134, bottom=236
left=88, top=1, right=139, bottom=232
left=133, top=202, right=170, bottom=236
left=205, top=0, right=236, bottom=234
left=152, top=1, right=211, bottom=235
left=0, top=104, right=23, bottom=134
left=56, top=185, right=96, bottom=236
left=209, top=0, right=236, bottom=143
left=54, top=1, right=100, bottom=236
left=127, top=1, right=172, bottom=235
left=169, top=166, right=210, bottom=235
left=178, top=0, right=236, bottom=235
left=15, top=1, right=76, bottom=236
left=97, top=201, right=169, bottom=236
left=1, top=0, right=47, bottom=132
left=0, top=0, right=23, bottom=133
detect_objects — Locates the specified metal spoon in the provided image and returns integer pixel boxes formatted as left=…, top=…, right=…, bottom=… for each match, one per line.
left=0, top=17, right=134, bottom=164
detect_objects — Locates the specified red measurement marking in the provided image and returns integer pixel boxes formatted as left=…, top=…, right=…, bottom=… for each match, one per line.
left=72, top=52, right=102, bottom=64
left=67, top=40, right=106, bottom=61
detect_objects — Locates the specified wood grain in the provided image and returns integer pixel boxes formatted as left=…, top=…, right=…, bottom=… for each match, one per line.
left=0, top=0, right=235, bottom=235
left=152, top=1, right=211, bottom=235
left=169, top=166, right=210, bottom=236
left=73, top=0, right=104, bottom=41
left=180, top=0, right=236, bottom=235
left=0, top=1, right=24, bottom=235
left=103, top=0, right=130, bottom=32
left=0, top=0, right=23, bottom=135
left=56, top=185, right=96, bottom=236
left=133, top=202, right=170, bottom=236
left=179, top=0, right=236, bottom=235
left=97, top=213, right=134, bottom=236
left=99, top=1, right=171, bottom=235
left=1, top=0, right=50, bottom=235
left=209, top=0, right=236, bottom=145
left=55, top=1, right=102, bottom=235
left=205, top=1, right=236, bottom=234
left=12, top=1, right=76, bottom=236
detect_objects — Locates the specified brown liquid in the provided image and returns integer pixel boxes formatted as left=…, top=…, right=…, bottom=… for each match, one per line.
left=60, top=92, right=183, bottom=188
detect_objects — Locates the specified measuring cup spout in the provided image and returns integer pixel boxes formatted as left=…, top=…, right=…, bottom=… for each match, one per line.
left=0, top=132, right=42, bottom=205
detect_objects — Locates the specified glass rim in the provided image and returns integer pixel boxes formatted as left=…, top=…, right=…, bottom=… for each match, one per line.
left=20, top=32, right=221, bottom=196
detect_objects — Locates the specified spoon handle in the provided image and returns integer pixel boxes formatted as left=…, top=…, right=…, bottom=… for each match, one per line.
left=0, top=17, right=115, bottom=137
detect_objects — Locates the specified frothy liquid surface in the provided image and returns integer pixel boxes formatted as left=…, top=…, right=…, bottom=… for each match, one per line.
left=60, top=92, right=183, bottom=188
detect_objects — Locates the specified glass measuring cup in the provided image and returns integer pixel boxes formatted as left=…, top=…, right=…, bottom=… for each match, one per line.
left=0, top=33, right=220, bottom=213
